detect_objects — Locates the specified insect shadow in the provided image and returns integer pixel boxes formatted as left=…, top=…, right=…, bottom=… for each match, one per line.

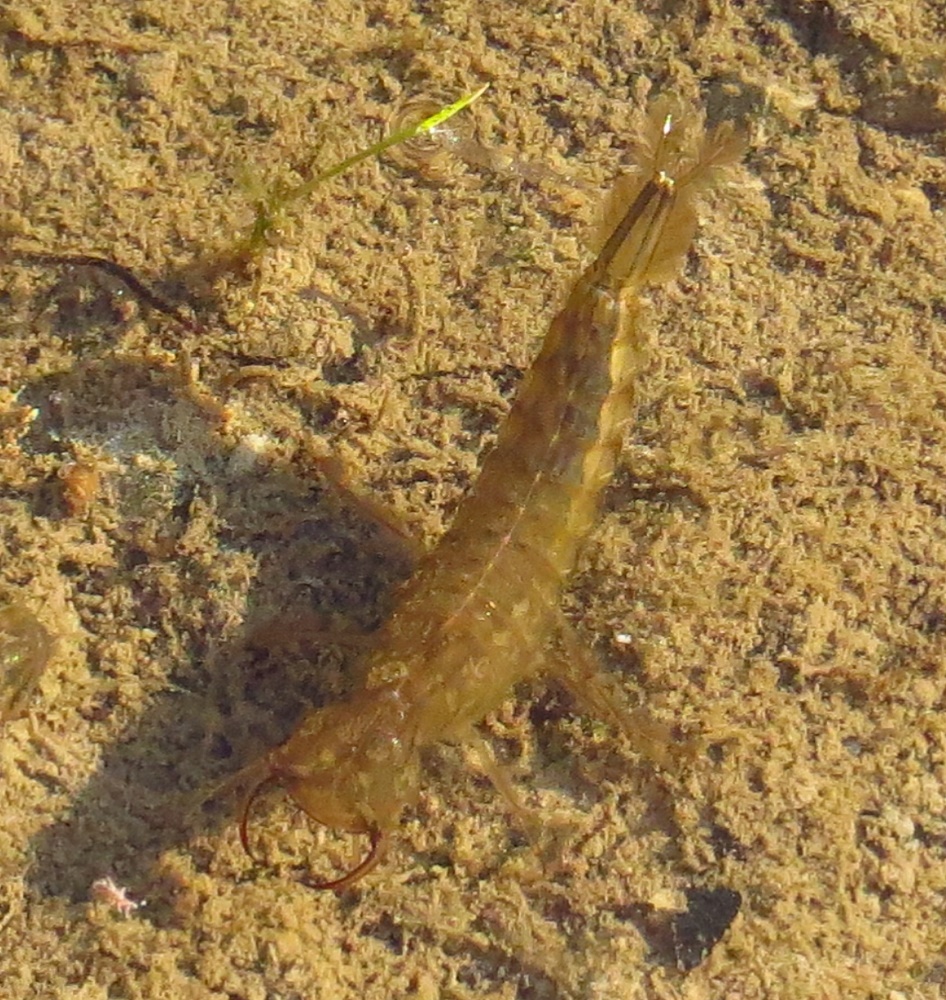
left=10, top=303, right=416, bottom=911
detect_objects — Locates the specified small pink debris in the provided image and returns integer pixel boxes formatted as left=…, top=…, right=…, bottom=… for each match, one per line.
left=90, top=877, right=145, bottom=918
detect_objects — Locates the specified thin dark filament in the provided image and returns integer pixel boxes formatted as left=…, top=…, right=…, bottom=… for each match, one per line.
left=3, top=249, right=200, bottom=332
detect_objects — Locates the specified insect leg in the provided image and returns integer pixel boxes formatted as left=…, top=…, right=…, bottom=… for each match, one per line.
left=463, top=731, right=543, bottom=839
left=549, top=614, right=697, bottom=770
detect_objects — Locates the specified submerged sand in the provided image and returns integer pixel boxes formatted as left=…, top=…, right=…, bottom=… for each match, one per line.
left=1, top=1, right=946, bottom=997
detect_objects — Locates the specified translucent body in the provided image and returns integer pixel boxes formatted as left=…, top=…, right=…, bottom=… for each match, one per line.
left=242, top=103, right=744, bottom=889
left=0, top=604, right=53, bottom=724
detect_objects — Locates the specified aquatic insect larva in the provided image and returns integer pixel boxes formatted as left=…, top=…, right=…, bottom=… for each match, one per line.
left=238, top=99, right=744, bottom=890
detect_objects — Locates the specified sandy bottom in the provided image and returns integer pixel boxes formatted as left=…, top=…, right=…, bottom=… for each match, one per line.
left=2, top=1, right=946, bottom=997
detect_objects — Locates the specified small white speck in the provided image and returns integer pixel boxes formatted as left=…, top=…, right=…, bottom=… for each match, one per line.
left=229, top=434, right=271, bottom=475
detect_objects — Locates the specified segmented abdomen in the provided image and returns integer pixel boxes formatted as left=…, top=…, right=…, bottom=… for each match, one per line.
left=361, top=108, right=741, bottom=745
left=361, top=269, right=644, bottom=740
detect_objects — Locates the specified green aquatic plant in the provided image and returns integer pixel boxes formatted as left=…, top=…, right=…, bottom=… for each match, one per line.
left=2, top=85, right=490, bottom=323
left=231, top=84, right=490, bottom=266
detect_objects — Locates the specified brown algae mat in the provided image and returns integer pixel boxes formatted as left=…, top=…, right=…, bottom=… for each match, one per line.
left=1, top=1, right=946, bottom=998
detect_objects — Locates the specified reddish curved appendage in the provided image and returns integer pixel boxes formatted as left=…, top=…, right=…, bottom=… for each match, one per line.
left=238, top=771, right=282, bottom=860
left=238, top=771, right=387, bottom=893
left=301, top=826, right=387, bottom=893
